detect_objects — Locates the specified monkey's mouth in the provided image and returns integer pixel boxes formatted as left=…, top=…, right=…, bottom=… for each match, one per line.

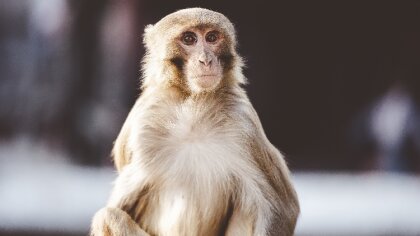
left=196, top=74, right=218, bottom=78
left=192, top=74, right=221, bottom=89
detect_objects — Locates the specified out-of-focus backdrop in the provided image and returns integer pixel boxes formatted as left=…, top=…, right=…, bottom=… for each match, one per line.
left=1, top=1, right=419, bottom=235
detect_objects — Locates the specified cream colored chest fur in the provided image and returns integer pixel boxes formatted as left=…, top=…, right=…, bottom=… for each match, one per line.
left=134, top=101, right=265, bottom=235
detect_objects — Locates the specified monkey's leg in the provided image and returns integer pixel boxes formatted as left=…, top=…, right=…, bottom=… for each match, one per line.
left=226, top=205, right=295, bottom=236
left=225, top=186, right=282, bottom=236
left=90, top=207, right=150, bottom=236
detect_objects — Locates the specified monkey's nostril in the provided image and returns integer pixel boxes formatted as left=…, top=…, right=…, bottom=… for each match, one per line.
left=199, top=58, right=212, bottom=66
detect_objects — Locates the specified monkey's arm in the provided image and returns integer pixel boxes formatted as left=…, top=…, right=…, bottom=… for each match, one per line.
left=113, top=95, right=153, bottom=172
left=227, top=143, right=299, bottom=236
left=226, top=104, right=300, bottom=236
left=250, top=106, right=300, bottom=235
left=92, top=97, right=155, bottom=235
left=260, top=143, right=300, bottom=235
left=109, top=155, right=152, bottom=208
left=91, top=161, right=151, bottom=236
left=112, top=109, right=135, bottom=172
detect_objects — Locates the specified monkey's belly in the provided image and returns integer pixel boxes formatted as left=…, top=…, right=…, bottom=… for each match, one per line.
left=140, top=135, right=241, bottom=236
left=141, top=187, right=229, bottom=236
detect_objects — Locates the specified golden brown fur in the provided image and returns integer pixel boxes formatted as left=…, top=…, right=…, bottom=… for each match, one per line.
left=91, top=8, right=299, bottom=236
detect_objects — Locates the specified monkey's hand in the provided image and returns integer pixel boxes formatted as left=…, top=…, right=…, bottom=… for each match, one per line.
left=90, top=207, right=150, bottom=236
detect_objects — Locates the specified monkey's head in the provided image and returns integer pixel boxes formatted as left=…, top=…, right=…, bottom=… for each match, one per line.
left=142, top=8, right=245, bottom=94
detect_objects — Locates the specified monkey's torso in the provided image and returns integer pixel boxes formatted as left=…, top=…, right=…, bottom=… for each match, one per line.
left=125, top=91, right=274, bottom=236
left=92, top=8, right=299, bottom=236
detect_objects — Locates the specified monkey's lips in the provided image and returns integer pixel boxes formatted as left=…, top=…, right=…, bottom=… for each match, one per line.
left=196, top=74, right=218, bottom=78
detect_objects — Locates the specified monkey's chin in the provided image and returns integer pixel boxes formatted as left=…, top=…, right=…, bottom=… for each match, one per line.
left=189, top=75, right=221, bottom=92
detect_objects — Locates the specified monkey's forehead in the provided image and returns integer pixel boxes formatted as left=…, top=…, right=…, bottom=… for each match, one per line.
left=147, top=8, right=236, bottom=42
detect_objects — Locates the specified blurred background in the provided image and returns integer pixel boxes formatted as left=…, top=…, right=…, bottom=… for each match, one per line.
left=1, top=0, right=419, bottom=235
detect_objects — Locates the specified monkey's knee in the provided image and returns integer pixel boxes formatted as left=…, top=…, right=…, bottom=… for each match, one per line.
left=90, top=207, right=114, bottom=236
left=90, top=207, right=149, bottom=236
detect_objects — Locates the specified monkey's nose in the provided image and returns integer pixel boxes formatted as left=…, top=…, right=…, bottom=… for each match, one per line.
left=199, top=55, right=212, bottom=66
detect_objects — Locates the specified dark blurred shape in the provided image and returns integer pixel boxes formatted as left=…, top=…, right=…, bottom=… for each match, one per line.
left=0, top=1, right=419, bottom=170
left=0, top=0, right=142, bottom=165
left=0, top=232, right=80, bottom=236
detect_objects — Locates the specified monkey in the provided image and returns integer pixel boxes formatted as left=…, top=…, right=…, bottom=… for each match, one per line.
left=90, top=8, right=299, bottom=236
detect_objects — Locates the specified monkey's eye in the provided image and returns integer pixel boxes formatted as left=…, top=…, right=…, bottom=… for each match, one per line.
left=181, top=32, right=197, bottom=45
left=205, top=31, right=219, bottom=43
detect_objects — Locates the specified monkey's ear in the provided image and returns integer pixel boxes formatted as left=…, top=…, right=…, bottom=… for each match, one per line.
left=143, top=24, right=155, bottom=49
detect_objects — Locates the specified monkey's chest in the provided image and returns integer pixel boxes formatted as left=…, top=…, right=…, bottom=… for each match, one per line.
left=140, top=116, right=245, bottom=235
left=144, top=106, right=245, bottom=179
left=160, top=115, right=244, bottom=182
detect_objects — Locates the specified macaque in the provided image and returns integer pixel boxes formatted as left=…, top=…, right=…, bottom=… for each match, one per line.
left=91, top=8, right=299, bottom=236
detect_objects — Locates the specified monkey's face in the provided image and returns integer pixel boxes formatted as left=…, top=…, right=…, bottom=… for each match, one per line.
left=177, top=28, right=226, bottom=93
left=142, top=8, right=244, bottom=92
